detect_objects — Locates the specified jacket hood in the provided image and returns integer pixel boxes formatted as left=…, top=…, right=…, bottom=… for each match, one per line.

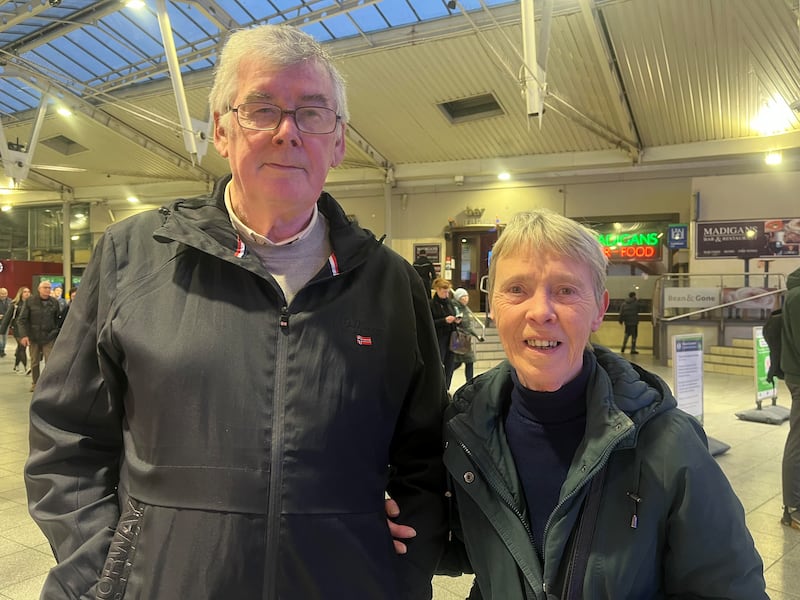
left=788, top=267, right=800, bottom=290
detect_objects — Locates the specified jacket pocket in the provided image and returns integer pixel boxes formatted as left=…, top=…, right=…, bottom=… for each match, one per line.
left=96, top=498, right=145, bottom=600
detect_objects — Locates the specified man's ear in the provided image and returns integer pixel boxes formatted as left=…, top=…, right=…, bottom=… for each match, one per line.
left=330, top=122, right=347, bottom=168
left=213, top=112, right=229, bottom=158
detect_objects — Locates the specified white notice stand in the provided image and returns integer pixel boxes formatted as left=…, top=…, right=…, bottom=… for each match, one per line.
left=672, top=333, right=730, bottom=456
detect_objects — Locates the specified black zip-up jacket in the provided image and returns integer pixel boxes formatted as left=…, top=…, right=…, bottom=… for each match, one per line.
left=25, top=176, right=447, bottom=600
left=17, top=293, right=60, bottom=344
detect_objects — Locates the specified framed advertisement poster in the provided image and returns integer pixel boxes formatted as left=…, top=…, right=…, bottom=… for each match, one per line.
left=413, top=243, right=441, bottom=263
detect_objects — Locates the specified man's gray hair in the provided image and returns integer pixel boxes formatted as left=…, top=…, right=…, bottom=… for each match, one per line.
left=488, top=210, right=608, bottom=304
left=209, top=25, right=349, bottom=129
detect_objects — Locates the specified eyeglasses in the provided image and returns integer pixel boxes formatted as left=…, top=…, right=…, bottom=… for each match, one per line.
left=230, top=102, right=341, bottom=134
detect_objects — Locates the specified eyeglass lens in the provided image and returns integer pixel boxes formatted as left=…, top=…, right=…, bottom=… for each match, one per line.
left=235, top=102, right=338, bottom=134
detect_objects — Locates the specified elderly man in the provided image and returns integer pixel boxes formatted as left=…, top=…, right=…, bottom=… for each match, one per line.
left=17, top=280, right=60, bottom=392
left=438, top=210, right=767, bottom=599
left=25, top=25, right=445, bottom=600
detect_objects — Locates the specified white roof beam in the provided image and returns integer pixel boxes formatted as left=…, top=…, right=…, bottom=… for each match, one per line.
left=2, top=64, right=215, bottom=182
left=577, top=0, right=641, bottom=151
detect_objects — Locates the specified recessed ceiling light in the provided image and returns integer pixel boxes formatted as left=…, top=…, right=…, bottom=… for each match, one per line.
left=498, top=172, right=511, bottom=181
left=127, top=196, right=140, bottom=203
left=765, top=151, right=782, bottom=165
left=56, top=107, right=72, bottom=117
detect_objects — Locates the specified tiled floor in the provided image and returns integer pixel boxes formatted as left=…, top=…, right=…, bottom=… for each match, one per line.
left=1, top=344, right=799, bottom=599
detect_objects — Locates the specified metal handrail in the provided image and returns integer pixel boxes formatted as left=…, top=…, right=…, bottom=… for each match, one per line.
left=660, top=288, right=785, bottom=322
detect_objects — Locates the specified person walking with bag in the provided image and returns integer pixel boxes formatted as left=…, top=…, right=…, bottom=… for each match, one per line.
left=452, top=288, right=484, bottom=384
left=431, top=277, right=461, bottom=389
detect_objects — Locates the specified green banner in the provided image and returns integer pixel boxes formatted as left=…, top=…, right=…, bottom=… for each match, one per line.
left=753, top=326, right=776, bottom=401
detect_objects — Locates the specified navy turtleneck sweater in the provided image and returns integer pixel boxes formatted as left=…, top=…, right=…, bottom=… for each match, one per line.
left=504, top=352, right=592, bottom=559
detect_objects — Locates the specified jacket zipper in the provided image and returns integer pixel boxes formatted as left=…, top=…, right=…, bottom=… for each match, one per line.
left=263, top=304, right=291, bottom=599
left=540, top=434, right=627, bottom=596
left=453, top=435, right=538, bottom=600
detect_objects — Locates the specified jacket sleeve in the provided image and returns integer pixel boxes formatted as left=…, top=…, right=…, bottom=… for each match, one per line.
left=387, top=272, right=448, bottom=599
left=16, top=301, right=30, bottom=339
left=656, top=414, right=768, bottom=599
left=0, top=304, right=11, bottom=335
left=25, top=232, right=125, bottom=598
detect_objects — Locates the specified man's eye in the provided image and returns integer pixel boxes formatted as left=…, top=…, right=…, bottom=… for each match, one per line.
left=252, top=106, right=279, bottom=116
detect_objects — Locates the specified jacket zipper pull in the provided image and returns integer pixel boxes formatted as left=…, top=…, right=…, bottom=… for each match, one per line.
left=626, top=491, right=641, bottom=529
left=280, top=307, right=290, bottom=330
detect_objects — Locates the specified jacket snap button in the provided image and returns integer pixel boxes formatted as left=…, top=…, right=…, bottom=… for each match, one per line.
left=463, top=471, right=475, bottom=484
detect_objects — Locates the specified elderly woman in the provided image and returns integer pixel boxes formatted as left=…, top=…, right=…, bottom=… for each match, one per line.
left=441, top=210, right=766, bottom=599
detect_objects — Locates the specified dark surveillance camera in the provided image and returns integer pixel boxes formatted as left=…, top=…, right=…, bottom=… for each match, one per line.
left=49, top=0, right=62, bottom=6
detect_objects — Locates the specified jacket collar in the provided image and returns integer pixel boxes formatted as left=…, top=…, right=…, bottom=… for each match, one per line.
left=449, top=345, right=675, bottom=461
left=153, top=175, right=381, bottom=274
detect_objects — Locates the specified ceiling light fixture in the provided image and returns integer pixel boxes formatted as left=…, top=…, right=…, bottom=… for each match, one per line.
left=498, top=172, right=511, bottom=181
left=1, top=204, right=11, bottom=212
left=765, top=151, right=782, bottom=166
left=752, top=97, right=794, bottom=135
left=56, top=106, right=72, bottom=117
left=127, top=196, right=140, bottom=204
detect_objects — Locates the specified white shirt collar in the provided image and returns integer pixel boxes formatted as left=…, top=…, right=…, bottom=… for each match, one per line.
left=224, top=181, right=319, bottom=247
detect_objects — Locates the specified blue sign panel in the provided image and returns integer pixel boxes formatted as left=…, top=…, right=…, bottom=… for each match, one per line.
left=668, top=224, right=688, bottom=249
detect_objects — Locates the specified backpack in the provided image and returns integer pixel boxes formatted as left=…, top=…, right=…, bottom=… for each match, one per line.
left=763, top=308, right=784, bottom=383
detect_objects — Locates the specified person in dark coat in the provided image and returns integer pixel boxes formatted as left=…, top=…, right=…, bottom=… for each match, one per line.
left=24, top=24, right=446, bottom=600
left=781, top=266, right=800, bottom=529
left=17, top=280, right=61, bottom=392
left=618, top=290, right=640, bottom=354
left=430, top=277, right=461, bottom=389
left=413, top=248, right=436, bottom=290
left=0, top=286, right=31, bottom=372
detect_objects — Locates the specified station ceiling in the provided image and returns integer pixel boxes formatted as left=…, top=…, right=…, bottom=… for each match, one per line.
left=0, top=0, right=799, bottom=209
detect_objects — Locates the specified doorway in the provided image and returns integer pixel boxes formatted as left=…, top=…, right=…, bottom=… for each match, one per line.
left=448, top=226, right=501, bottom=313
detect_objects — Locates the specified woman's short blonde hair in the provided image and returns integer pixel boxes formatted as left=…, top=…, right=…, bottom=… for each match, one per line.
left=488, top=210, right=608, bottom=305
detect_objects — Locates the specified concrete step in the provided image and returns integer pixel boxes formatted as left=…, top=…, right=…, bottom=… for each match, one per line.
left=704, top=354, right=753, bottom=367
left=667, top=340, right=757, bottom=377
left=703, top=362, right=753, bottom=377
left=731, top=338, right=754, bottom=349
left=707, top=345, right=753, bottom=358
